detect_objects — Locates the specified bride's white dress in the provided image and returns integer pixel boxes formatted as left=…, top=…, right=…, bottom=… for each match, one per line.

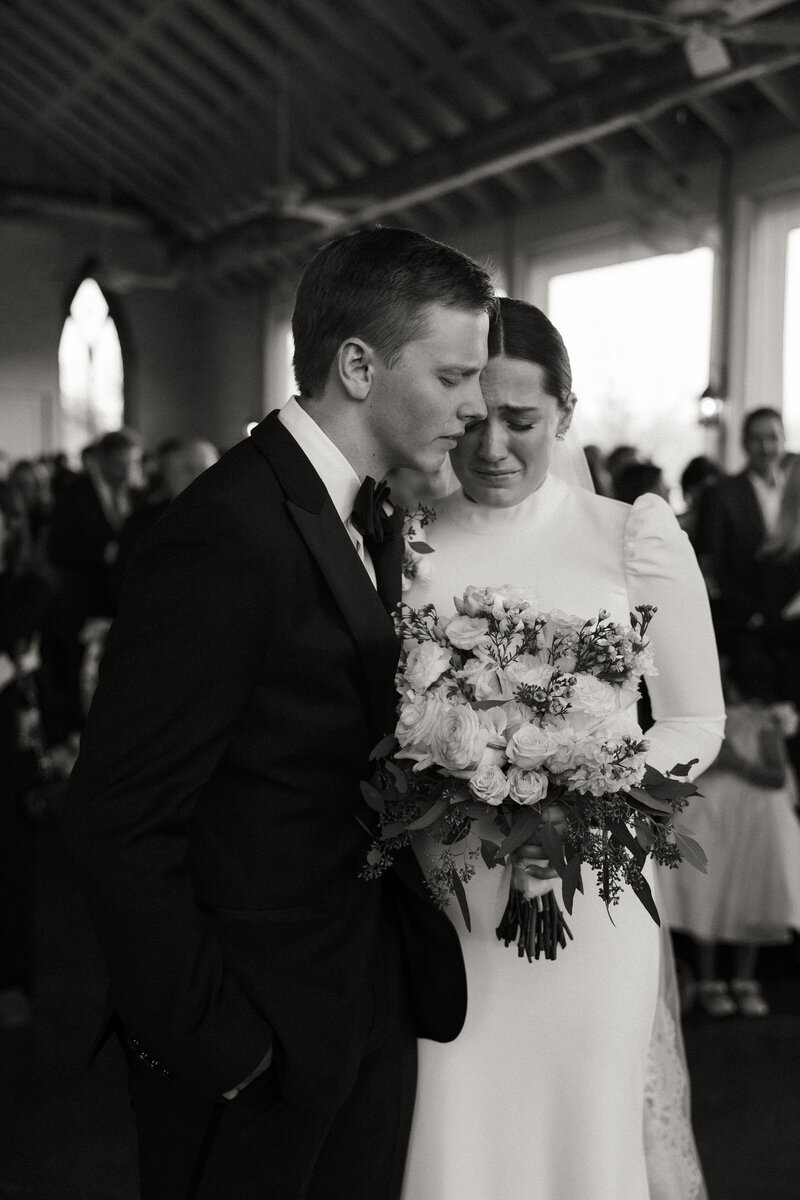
left=401, top=474, right=725, bottom=1200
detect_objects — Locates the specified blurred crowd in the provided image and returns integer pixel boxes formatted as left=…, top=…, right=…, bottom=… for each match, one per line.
left=0, top=428, right=218, bottom=1029
left=2, top=409, right=799, bottom=1029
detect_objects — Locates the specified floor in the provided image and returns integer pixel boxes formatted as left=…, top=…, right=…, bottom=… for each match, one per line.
left=1, top=820, right=798, bottom=1200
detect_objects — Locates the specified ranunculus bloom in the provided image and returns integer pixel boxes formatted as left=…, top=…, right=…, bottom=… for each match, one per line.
left=507, top=724, right=561, bottom=769
left=403, top=641, right=452, bottom=692
left=445, top=614, right=490, bottom=651
left=468, top=764, right=510, bottom=806
left=507, top=765, right=549, bottom=805
left=395, top=690, right=448, bottom=750
left=431, top=704, right=489, bottom=774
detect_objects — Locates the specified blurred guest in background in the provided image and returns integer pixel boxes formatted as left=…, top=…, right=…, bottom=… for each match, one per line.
left=697, top=408, right=785, bottom=681
left=115, top=438, right=219, bottom=599
left=8, top=458, right=52, bottom=576
left=44, top=428, right=144, bottom=737
left=606, top=443, right=641, bottom=488
left=659, top=655, right=800, bottom=1019
left=582, top=444, right=614, bottom=497
left=679, top=455, right=721, bottom=548
left=0, top=484, right=53, bottom=1030
left=613, top=460, right=669, bottom=506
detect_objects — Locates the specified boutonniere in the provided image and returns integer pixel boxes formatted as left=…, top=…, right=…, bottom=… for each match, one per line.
left=401, top=505, right=436, bottom=592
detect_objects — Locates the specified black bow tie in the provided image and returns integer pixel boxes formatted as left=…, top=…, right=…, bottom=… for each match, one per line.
left=351, top=476, right=393, bottom=544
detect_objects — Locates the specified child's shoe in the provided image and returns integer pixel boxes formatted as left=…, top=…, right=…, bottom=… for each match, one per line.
left=696, top=980, right=736, bottom=1018
left=730, top=978, right=770, bottom=1017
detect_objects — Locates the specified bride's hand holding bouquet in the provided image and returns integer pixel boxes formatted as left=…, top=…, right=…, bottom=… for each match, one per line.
left=361, top=584, right=706, bottom=963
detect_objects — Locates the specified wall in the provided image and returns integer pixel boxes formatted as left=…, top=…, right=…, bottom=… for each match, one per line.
left=0, top=215, right=265, bottom=461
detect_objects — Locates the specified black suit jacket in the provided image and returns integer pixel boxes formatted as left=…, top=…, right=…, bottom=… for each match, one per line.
left=697, top=471, right=775, bottom=640
left=61, top=413, right=466, bottom=1107
left=47, top=474, right=119, bottom=624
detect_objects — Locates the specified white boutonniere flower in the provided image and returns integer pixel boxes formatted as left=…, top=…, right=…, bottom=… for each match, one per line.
left=401, top=505, right=436, bottom=592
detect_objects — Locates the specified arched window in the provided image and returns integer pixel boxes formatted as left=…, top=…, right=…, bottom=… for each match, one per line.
left=58, top=277, right=124, bottom=457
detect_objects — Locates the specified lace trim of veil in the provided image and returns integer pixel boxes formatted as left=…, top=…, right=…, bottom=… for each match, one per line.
left=644, top=902, right=709, bottom=1200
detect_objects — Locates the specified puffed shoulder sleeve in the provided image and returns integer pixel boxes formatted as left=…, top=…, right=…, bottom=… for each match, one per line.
left=624, top=493, right=725, bottom=777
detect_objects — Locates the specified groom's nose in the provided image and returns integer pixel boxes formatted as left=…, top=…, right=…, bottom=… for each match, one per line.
left=458, top=378, right=487, bottom=425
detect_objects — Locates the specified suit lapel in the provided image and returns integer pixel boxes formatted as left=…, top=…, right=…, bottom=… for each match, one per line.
left=371, top=508, right=404, bottom=616
left=250, top=413, right=400, bottom=742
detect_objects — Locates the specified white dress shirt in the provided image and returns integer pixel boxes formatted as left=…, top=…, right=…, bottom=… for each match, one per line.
left=748, top=468, right=784, bottom=537
left=277, top=397, right=377, bottom=587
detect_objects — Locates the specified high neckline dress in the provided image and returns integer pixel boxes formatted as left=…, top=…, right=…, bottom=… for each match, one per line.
left=400, top=474, right=725, bottom=1200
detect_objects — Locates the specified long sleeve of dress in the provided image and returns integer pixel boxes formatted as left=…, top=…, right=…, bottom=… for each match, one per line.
left=624, top=494, right=726, bottom=777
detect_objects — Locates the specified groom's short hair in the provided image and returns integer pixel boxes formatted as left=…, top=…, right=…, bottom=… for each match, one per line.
left=292, top=226, right=495, bottom=399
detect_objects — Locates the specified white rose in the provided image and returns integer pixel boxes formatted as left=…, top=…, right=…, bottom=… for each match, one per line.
left=507, top=766, right=549, bottom=805
left=507, top=662, right=554, bottom=689
left=403, top=641, right=452, bottom=692
left=504, top=655, right=543, bottom=687
left=459, top=653, right=514, bottom=702
left=507, top=724, right=561, bottom=769
left=469, top=764, right=510, bottom=806
left=431, top=704, right=490, bottom=774
left=445, top=614, right=491, bottom=651
left=570, top=673, right=618, bottom=719
left=395, top=690, right=448, bottom=750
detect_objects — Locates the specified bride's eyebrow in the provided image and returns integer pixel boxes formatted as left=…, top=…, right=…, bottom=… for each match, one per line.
left=499, top=404, right=540, bottom=415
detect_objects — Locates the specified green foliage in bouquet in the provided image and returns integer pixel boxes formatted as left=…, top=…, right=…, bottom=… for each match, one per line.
left=359, top=586, right=707, bottom=962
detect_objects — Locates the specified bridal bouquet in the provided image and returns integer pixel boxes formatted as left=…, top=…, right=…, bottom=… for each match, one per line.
left=361, top=585, right=705, bottom=962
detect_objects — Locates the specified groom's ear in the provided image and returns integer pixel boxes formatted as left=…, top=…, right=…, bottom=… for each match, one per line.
left=336, top=337, right=374, bottom=400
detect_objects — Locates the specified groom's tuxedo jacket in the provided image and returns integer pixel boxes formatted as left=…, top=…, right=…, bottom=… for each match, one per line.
left=62, top=412, right=466, bottom=1107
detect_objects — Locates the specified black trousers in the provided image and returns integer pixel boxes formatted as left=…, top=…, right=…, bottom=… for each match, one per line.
left=123, top=923, right=418, bottom=1200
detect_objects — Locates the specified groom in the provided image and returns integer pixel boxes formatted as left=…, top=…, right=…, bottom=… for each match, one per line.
left=60, top=226, right=494, bottom=1199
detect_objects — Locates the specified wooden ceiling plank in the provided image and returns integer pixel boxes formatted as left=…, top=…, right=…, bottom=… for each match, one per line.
left=193, top=0, right=377, bottom=178
left=6, top=3, right=213, bottom=157
left=686, top=96, right=740, bottom=146
left=173, top=5, right=358, bottom=190
left=348, top=0, right=508, bottom=120
left=8, top=0, right=203, bottom=132
left=163, top=9, right=338, bottom=189
left=419, top=0, right=552, bottom=103
left=754, top=74, right=800, bottom=126
left=0, top=30, right=194, bottom=195
left=632, top=113, right=689, bottom=165
left=231, top=0, right=397, bottom=168
left=0, top=76, right=198, bottom=233
left=216, top=49, right=800, bottom=275
left=288, top=0, right=449, bottom=145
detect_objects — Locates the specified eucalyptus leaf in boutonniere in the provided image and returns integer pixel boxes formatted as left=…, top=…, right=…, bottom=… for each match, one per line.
left=401, top=505, right=437, bottom=592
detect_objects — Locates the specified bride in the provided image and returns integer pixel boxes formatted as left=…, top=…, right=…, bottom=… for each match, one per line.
left=399, top=298, right=725, bottom=1200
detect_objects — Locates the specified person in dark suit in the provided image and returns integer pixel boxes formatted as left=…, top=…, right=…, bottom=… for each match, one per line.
left=44, top=429, right=144, bottom=737
left=59, top=227, right=494, bottom=1200
left=698, top=407, right=785, bottom=692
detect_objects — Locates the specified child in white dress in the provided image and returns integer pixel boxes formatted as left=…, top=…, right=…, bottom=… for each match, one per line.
left=659, top=663, right=800, bottom=1017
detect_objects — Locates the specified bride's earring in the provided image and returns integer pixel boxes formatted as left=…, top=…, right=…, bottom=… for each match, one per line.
left=555, top=431, right=566, bottom=441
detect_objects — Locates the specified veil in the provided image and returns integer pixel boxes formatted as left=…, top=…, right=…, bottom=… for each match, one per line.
left=549, top=421, right=596, bottom=492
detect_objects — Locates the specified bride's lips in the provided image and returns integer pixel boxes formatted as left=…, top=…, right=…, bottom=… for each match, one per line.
left=472, top=469, right=518, bottom=484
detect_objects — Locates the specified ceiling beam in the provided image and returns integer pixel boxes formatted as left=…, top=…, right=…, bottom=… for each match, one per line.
left=183, top=48, right=800, bottom=279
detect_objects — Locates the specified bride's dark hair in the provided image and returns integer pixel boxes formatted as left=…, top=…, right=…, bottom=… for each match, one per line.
left=487, top=298, right=573, bottom=405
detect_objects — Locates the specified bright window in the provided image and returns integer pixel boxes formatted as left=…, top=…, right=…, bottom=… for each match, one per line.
left=547, top=248, right=715, bottom=488
left=58, top=278, right=124, bottom=456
